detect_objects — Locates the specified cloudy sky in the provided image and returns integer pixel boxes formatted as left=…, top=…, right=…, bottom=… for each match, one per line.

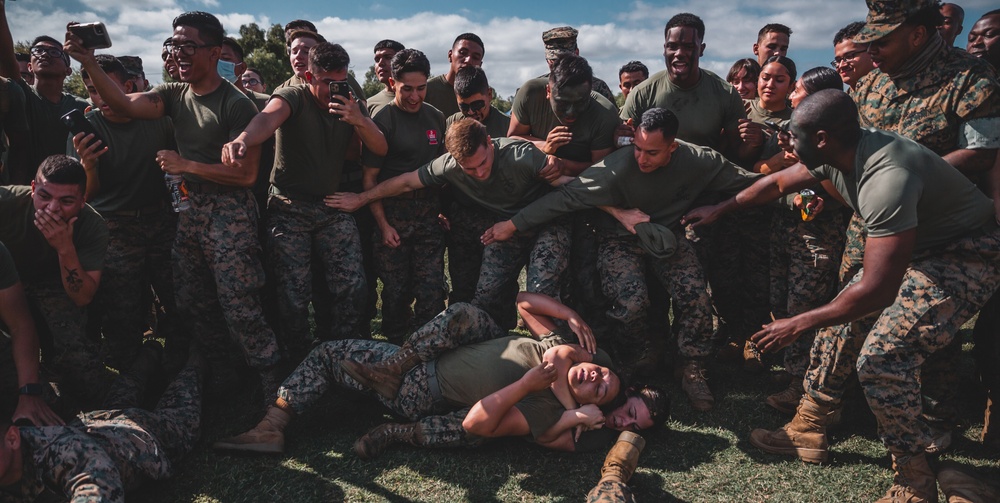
left=7, top=0, right=994, bottom=98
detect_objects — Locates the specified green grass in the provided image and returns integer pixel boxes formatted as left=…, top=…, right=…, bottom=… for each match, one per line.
left=133, top=311, right=1000, bottom=502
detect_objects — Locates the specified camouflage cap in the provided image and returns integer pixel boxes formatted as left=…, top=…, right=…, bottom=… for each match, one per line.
left=542, top=26, right=578, bottom=60
left=854, top=0, right=939, bottom=44
left=118, top=55, right=144, bottom=77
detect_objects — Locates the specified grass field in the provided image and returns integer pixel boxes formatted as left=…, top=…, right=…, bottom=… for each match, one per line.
left=132, top=313, right=1000, bottom=503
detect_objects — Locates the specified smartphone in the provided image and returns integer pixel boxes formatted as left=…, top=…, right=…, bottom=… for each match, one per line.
left=328, top=81, right=352, bottom=103
left=60, top=109, right=104, bottom=150
left=763, top=120, right=785, bottom=133
left=68, top=22, right=112, bottom=50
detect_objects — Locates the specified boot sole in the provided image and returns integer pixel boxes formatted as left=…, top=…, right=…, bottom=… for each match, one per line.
left=212, top=440, right=285, bottom=454
left=749, top=430, right=828, bottom=464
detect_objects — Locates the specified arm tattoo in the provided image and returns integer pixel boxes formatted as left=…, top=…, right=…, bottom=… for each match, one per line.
left=145, top=93, right=162, bottom=106
left=64, top=267, right=83, bottom=293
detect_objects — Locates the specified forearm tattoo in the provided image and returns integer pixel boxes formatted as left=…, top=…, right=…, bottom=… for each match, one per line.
left=64, top=267, right=83, bottom=293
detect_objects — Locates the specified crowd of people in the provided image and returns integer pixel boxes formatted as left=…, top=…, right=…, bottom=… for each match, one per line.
left=0, top=0, right=998, bottom=501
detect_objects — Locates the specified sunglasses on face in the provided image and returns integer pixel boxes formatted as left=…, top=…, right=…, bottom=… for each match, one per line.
left=459, top=100, right=487, bottom=113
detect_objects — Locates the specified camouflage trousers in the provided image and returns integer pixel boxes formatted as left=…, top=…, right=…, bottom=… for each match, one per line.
left=374, top=195, right=446, bottom=342
left=267, top=195, right=367, bottom=346
left=586, top=480, right=635, bottom=503
left=770, top=208, right=848, bottom=377
left=839, top=212, right=867, bottom=288
left=24, top=282, right=115, bottom=410
left=95, top=209, right=179, bottom=371
left=598, top=233, right=713, bottom=366
left=79, top=361, right=203, bottom=483
left=278, top=303, right=501, bottom=447
left=710, top=207, right=773, bottom=341
left=173, top=189, right=279, bottom=371
left=807, top=228, right=1000, bottom=453
left=447, top=202, right=519, bottom=328
left=473, top=217, right=570, bottom=330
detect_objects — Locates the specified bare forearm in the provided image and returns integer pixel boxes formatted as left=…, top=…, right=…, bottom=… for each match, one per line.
left=1, top=288, right=42, bottom=386
left=787, top=278, right=895, bottom=333
left=361, top=172, right=424, bottom=206
left=943, top=148, right=997, bottom=176
left=464, top=380, right=530, bottom=435
left=537, top=410, right=585, bottom=443
left=57, top=250, right=99, bottom=306
left=355, top=118, right=388, bottom=156
left=558, top=159, right=593, bottom=176
left=83, top=163, right=100, bottom=201
left=363, top=168, right=391, bottom=230
left=186, top=146, right=260, bottom=187
left=0, top=4, right=19, bottom=80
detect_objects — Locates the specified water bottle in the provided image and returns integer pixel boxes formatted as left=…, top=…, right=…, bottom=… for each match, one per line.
left=165, top=173, right=190, bottom=212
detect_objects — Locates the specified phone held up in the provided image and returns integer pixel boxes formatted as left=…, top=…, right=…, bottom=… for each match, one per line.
left=328, top=81, right=352, bottom=116
left=68, top=22, right=112, bottom=50
left=60, top=109, right=104, bottom=151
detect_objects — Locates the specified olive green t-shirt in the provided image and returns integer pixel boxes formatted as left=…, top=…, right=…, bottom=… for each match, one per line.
left=807, top=128, right=995, bottom=252
left=436, top=335, right=612, bottom=440
left=446, top=107, right=511, bottom=139
left=274, top=74, right=366, bottom=103
left=511, top=141, right=761, bottom=234
left=153, top=81, right=258, bottom=185
left=425, top=74, right=460, bottom=118
left=366, top=87, right=395, bottom=116
left=0, top=185, right=107, bottom=285
left=0, top=241, right=18, bottom=290
left=363, top=102, right=446, bottom=181
left=620, top=69, right=745, bottom=151
left=417, top=138, right=551, bottom=218
left=746, top=100, right=792, bottom=126
left=14, top=79, right=89, bottom=178
left=270, top=85, right=365, bottom=196
left=83, top=113, right=175, bottom=213
left=511, top=78, right=619, bottom=163
left=1, top=77, right=28, bottom=155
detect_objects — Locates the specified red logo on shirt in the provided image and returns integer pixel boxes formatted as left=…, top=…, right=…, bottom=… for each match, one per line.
left=427, top=130, right=438, bottom=145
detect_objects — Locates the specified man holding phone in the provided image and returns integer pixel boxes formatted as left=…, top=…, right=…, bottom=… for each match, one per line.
left=65, top=11, right=282, bottom=401
left=0, top=2, right=87, bottom=185
left=222, top=42, right=386, bottom=351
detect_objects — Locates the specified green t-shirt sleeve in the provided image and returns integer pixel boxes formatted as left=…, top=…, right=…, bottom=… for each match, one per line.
left=513, top=392, right=565, bottom=440
left=511, top=165, right=618, bottom=230
left=272, top=86, right=302, bottom=117
left=151, top=83, right=182, bottom=119
left=75, top=207, right=109, bottom=273
left=225, top=91, right=259, bottom=141
left=700, top=148, right=761, bottom=194
left=859, top=165, right=920, bottom=238
left=0, top=242, right=19, bottom=289
left=510, top=84, right=534, bottom=127
left=416, top=153, right=454, bottom=187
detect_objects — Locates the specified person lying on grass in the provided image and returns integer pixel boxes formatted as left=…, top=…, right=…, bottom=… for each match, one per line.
left=213, top=296, right=667, bottom=457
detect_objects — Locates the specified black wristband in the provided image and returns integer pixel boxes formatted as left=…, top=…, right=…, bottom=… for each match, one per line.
left=18, top=383, right=43, bottom=396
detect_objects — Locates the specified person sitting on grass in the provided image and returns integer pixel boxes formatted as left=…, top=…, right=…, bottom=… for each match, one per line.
left=213, top=296, right=667, bottom=457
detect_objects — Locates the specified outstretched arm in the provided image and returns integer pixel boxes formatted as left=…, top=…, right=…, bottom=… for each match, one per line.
left=1, top=282, right=63, bottom=426
left=325, top=170, right=425, bottom=213
left=65, top=31, right=165, bottom=120
left=516, top=292, right=596, bottom=353
left=682, top=163, right=819, bottom=229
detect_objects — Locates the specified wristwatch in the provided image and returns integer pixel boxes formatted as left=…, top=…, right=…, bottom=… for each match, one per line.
left=18, top=383, right=43, bottom=396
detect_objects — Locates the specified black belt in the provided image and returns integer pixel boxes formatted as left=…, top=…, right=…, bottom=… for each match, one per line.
left=424, top=359, right=448, bottom=409
left=184, top=179, right=244, bottom=194
left=270, top=186, right=327, bottom=203
left=102, top=201, right=171, bottom=218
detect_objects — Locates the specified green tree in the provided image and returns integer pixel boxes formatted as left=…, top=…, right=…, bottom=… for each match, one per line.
left=63, top=70, right=87, bottom=99
left=362, top=64, right=382, bottom=98
left=491, top=88, right=513, bottom=113
left=615, top=92, right=626, bottom=108
left=238, top=22, right=292, bottom=91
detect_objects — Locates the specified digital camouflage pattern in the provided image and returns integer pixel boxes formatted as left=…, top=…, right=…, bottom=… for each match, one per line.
left=472, top=218, right=570, bottom=329
left=586, top=480, right=635, bottom=503
left=853, top=46, right=1000, bottom=156
left=374, top=196, right=446, bottom=343
left=23, top=282, right=115, bottom=410
left=267, top=195, right=367, bottom=349
left=597, top=234, right=713, bottom=368
left=769, top=209, right=848, bottom=377
left=839, top=213, right=867, bottom=288
left=95, top=210, right=179, bottom=371
left=6, top=361, right=202, bottom=503
left=172, top=190, right=279, bottom=371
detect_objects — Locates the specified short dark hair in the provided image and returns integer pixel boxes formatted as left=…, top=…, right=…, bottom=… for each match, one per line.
left=799, top=67, right=843, bottom=95
left=758, top=23, right=792, bottom=42
left=374, top=39, right=405, bottom=53
left=638, top=108, right=679, bottom=139
left=727, top=58, right=760, bottom=84
left=833, top=21, right=866, bottom=45
left=793, top=89, right=861, bottom=144
left=391, top=48, right=431, bottom=80
left=81, top=54, right=129, bottom=84
left=762, top=55, right=797, bottom=82
left=453, top=33, right=485, bottom=53
left=244, top=67, right=264, bottom=84
left=30, top=36, right=69, bottom=65
left=549, top=53, right=592, bottom=91
left=665, top=13, right=705, bottom=40
left=36, top=155, right=87, bottom=192
left=287, top=30, right=325, bottom=47
left=984, top=8, right=1000, bottom=17
left=619, top=60, right=649, bottom=79
left=309, top=42, right=350, bottom=73
left=445, top=118, right=490, bottom=160
left=15, top=52, right=29, bottom=63
left=222, top=37, right=244, bottom=62
left=904, top=3, right=946, bottom=32
left=454, top=66, right=490, bottom=98
left=284, top=20, right=317, bottom=37
left=173, top=11, right=225, bottom=47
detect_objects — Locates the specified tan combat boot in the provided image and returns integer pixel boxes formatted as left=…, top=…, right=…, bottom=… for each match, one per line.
left=213, top=403, right=292, bottom=454
left=876, top=452, right=937, bottom=503
left=599, top=431, right=646, bottom=485
left=937, top=460, right=1000, bottom=503
left=353, top=422, right=423, bottom=460
left=341, top=346, right=421, bottom=400
left=749, top=395, right=831, bottom=464
left=766, top=379, right=805, bottom=415
left=680, top=360, right=714, bottom=412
